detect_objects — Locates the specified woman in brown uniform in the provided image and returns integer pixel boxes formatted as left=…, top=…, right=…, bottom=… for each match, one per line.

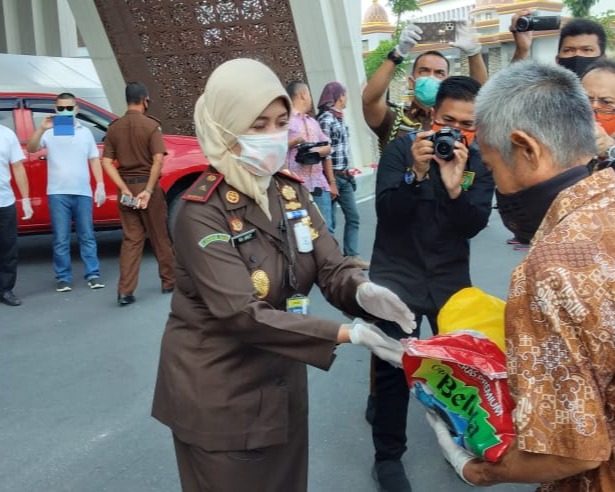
left=152, top=59, right=415, bottom=492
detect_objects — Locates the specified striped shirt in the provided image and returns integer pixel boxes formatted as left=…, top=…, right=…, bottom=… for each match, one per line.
left=317, top=109, right=349, bottom=171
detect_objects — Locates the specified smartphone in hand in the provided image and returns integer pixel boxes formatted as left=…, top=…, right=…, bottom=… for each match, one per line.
left=120, top=194, right=139, bottom=208
left=53, top=115, right=75, bottom=136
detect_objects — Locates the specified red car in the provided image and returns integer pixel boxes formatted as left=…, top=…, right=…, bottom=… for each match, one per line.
left=1, top=92, right=208, bottom=234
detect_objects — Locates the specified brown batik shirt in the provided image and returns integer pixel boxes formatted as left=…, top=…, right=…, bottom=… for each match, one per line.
left=505, top=168, right=615, bottom=491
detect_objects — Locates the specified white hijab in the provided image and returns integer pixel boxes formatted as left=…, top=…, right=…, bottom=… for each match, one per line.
left=194, top=58, right=291, bottom=220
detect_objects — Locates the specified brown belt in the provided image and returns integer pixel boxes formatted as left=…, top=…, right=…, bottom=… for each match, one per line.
left=123, top=177, right=149, bottom=184
left=333, top=169, right=349, bottom=176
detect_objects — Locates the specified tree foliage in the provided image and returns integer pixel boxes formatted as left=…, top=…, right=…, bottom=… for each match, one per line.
left=563, top=0, right=598, bottom=18
left=589, top=10, right=615, bottom=50
left=387, top=0, right=420, bottom=35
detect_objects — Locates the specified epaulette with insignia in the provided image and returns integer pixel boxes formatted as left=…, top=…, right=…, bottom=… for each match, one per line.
left=182, top=172, right=224, bottom=203
left=146, top=115, right=162, bottom=124
left=276, top=168, right=304, bottom=183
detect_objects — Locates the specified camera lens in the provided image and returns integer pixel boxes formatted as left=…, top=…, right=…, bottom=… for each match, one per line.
left=435, top=139, right=454, bottom=161
left=516, top=16, right=531, bottom=32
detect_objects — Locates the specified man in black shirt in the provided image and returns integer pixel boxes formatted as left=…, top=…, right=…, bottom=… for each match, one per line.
left=369, top=76, right=494, bottom=491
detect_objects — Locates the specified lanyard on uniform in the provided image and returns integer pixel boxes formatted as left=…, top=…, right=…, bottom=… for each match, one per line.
left=274, top=179, right=299, bottom=291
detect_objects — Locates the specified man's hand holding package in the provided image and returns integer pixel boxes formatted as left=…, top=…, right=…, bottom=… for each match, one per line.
left=426, top=411, right=475, bottom=484
left=356, top=282, right=416, bottom=334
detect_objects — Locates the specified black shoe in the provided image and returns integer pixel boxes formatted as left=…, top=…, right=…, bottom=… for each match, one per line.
left=365, top=394, right=376, bottom=425
left=56, top=281, right=72, bottom=292
left=161, top=287, right=174, bottom=294
left=373, top=460, right=412, bottom=492
left=117, top=294, right=136, bottom=306
left=0, top=290, right=22, bottom=307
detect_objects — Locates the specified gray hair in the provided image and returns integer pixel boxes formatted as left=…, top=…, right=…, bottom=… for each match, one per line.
left=475, top=60, right=596, bottom=168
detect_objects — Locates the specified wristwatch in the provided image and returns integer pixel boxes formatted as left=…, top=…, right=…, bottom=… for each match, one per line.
left=606, top=144, right=615, bottom=162
left=387, top=49, right=404, bottom=66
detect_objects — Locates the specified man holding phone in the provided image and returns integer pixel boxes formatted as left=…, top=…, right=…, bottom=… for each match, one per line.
left=101, top=82, right=175, bottom=306
left=26, top=92, right=106, bottom=293
left=362, top=20, right=488, bottom=152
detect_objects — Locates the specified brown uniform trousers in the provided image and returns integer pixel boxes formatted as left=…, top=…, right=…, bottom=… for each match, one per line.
left=103, top=110, right=175, bottom=296
left=118, top=180, right=174, bottom=294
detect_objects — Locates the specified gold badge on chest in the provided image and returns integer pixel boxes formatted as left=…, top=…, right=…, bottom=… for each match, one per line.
left=281, top=185, right=297, bottom=201
left=251, top=270, right=270, bottom=299
left=229, top=217, right=243, bottom=232
left=226, top=190, right=240, bottom=204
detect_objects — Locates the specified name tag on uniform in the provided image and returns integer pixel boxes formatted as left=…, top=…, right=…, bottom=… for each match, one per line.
left=231, top=228, right=257, bottom=247
left=286, top=294, right=309, bottom=315
left=461, top=171, right=475, bottom=191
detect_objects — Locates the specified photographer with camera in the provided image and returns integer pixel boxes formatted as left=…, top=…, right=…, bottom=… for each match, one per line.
left=286, top=81, right=335, bottom=231
left=362, top=20, right=489, bottom=152
left=368, top=76, right=494, bottom=491
left=510, top=13, right=607, bottom=77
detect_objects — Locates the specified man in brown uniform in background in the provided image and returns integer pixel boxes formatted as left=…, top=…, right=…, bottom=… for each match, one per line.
left=102, top=82, right=175, bottom=306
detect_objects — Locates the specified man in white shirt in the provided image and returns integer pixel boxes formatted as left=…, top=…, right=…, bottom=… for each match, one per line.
left=0, top=124, right=32, bottom=306
left=27, top=93, right=106, bottom=292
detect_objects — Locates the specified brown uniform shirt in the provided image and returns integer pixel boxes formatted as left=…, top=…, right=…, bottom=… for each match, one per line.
left=102, top=110, right=167, bottom=178
left=152, top=172, right=367, bottom=451
left=506, top=169, right=615, bottom=491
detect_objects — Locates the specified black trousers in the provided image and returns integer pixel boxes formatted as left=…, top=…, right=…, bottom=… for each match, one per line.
left=372, top=312, right=438, bottom=462
left=0, top=203, right=18, bottom=294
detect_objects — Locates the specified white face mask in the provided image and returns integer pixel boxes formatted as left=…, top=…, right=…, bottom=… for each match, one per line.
left=234, top=130, right=288, bottom=176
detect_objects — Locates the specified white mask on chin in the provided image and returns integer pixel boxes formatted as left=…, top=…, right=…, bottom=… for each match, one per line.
left=233, top=130, right=289, bottom=176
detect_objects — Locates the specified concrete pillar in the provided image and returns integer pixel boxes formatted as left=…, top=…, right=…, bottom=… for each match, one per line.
left=31, top=0, right=62, bottom=56
left=289, top=0, right=376, bottom=170
left=3, top=0, right=24, bottom=54
left=67, top=0, right=125, bottom=115
left=57, top=0, right=79, bottom=57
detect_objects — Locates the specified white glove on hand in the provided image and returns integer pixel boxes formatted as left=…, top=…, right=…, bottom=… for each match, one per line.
left=449, top=21, right=482, bottom=56
left=349, top=318, right=405, bottom=367
left=94, top=182, right=106, bottom=207
left=21, top=198, right=33, bottom=220
left=396, top=22, right=423, bottom=57
left=426, top=412, right=475, bottom=484
left=356, top=282, right=417, bottom=334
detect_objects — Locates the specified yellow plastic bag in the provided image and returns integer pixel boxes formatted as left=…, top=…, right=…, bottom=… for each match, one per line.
left=437, top=287, right=506, bottom=352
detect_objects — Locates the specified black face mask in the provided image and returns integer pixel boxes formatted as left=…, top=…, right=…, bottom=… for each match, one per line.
left=495, top=165, right=590, bottom=244
left=557, top=55, right=601, bottom=77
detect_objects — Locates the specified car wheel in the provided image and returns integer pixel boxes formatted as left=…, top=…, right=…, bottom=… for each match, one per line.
left=167, top=191, right=185, bottom=242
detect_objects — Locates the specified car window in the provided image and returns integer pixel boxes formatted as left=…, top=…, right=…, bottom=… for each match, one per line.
left=24, top=98, right=112, bottom=144
left=0, top=98, right=20, bottom=132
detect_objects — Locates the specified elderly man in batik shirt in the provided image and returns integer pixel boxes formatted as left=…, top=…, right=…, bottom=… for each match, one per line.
left=426, top=60, right=615, bottom=491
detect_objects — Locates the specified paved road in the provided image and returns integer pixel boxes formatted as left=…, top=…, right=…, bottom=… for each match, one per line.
left=1, top=197, right=536, bottom=492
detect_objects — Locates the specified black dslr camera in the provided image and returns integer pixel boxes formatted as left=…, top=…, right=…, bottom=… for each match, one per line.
left=295, top=141, right=328, bottom=165
left=427, top=127, right=463, bottom=161
left=515, top=14, right=561, bottom=32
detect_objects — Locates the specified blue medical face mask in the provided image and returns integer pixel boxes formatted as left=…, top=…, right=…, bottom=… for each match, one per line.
left=56, top=105, right=75, bottom=117
left=414, top=76, right=441, bottom=108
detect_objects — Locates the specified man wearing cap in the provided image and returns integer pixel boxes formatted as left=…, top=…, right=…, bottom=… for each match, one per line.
left=101, top=82, right=175, bottom=306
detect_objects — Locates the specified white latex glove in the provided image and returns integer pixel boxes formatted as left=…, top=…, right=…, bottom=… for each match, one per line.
left=426, top=412, right=475, bottom=484
left=449, top=21, right=482, bottom=57
left=396, top=22, right=423, bottom=57
left=348, top=318, right=405, bottom=368
left=21, top=198, right=33, bottom=220
left=356, top=282, right=417, bottom=334
left=94, top=182, right=106, bottom=207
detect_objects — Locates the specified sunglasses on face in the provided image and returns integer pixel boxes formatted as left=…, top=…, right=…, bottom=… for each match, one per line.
left=56, top=106, right=75, bottom=112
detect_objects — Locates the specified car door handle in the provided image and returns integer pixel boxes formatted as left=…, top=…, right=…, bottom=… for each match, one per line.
left=38, top=156, right=46, bottom=160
